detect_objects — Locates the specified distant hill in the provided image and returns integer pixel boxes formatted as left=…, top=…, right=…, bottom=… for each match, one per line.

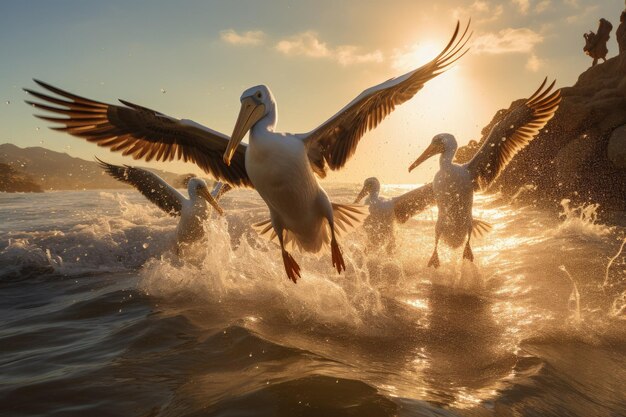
left=0, top=162, right=43, bottom=193
left=0, top=143, right=190, bottom=191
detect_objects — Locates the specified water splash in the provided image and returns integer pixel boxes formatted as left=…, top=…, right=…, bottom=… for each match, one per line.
left=559, top=265, right=581, bottom=324
left=603, top=237, right=626, bottom=288
left=139, top=217, right=385, bottom=330
left=554, top=199, right=612, bottom=239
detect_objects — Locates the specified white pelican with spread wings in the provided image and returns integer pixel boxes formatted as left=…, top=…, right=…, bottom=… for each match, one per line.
left=408, top=79, right=561, bottom=267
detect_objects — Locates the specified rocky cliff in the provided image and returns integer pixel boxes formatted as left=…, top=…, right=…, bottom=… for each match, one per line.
left=456, top=54, right=626, bottom=216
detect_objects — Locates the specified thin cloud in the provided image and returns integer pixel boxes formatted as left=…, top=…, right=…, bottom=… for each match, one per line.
left=526, top=53, right=544, bottom=72
left=220, top=29, right=266, bottom=46
left=512, top=0, right=530, bottom=15
left=452, top=1, right=503, bottom=24
left=275, top=31, right=383, bottom=66
left=566, top=4, right=599, bottom=24
left=535, top=0, right=551, bottom=13
left=472, top=28, right=544, bottom=54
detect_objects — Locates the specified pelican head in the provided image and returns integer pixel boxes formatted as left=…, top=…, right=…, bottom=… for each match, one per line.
left=408, top=133, right=457, bottom=172
left=188, top=177, right=224, bottom=215
left=224, top=85, right=275, bottom=166
left=354, top=177, right=381, bottom=203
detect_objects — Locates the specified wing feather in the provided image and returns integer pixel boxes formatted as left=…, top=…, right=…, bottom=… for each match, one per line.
left=304, top=21, right=471, bottom=176
left=465, top=79, right=561, bottom=191
left=392, top=183, right=435, bottom=223
left=96, top=158, right=185, bottom=216
left=25, top=80, right=251, bottom=187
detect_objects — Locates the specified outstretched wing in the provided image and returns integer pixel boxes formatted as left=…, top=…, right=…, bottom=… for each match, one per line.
left=211, top=182, right=232, bottom=200
left=96, top=158, right=185, bottom=216
left=25, top=80, right=251, bottom=187
left=465, top=78, right=561, bottom=191
left=303, top=21, right=471, bottom=177
left=392, top=183, right=435, bottom=223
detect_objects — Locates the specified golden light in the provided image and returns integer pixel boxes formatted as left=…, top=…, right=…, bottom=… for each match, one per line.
left=392, top=41, right=444, bottom=71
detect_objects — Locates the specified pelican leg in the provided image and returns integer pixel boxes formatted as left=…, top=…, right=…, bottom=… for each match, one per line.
left=330, top=222, right=346, bottom=274
left=277, top=227, right=301, bottom=283
left=427, top=231, right=441, bottom=268
left=463, top=231, right=474, bottom=262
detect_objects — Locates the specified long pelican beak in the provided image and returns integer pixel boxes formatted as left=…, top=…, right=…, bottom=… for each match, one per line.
left=408, top=143, right=443, bottom=172
left=198, top=186, right=224, bottom=216
left=223, top=97, right=266, bottom=166
left=354, top=184, right=369, bottom=203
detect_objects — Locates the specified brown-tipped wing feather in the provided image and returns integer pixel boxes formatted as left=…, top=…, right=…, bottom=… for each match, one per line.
left=392, top=183, right=435, bottom=223
left=465, top=78, right=562, bottom=191
left=25, top=80, right=252, bottom=187
left=96, top=157, right=185, bottom=216
left=304, top=21, right=472, bottom=177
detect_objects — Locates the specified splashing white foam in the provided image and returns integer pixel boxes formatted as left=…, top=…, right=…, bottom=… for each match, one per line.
left=552, top=199, right=613, bottom=241
left=139, top=217, right=385, bottom=329
left=0, top=193, right=177, bottom=277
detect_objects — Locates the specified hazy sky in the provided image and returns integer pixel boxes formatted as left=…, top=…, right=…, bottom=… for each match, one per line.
left=1, top=0, right=624, bottom=184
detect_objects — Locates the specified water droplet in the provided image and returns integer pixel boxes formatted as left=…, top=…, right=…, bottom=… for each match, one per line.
left=5, top=100, right=9, bottom=105
left=160, top=88, right=166, bottom=94
left=35, top=127, right=40, bottom=131
left=142, top=242, right=149, bottom=249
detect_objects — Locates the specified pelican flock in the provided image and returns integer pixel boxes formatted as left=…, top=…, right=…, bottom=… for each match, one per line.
left=97, top=159, right=230, bottom=252
left=354, top=177, right=434, bottom=253
left=25, top=21, right=471, bottom=282
left=408, top=79, right=561, bottom=267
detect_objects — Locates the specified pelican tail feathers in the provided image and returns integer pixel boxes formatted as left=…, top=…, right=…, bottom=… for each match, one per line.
left=252, top=203, right=368, bottom=253
left=472, top=219, right=492, bottom=238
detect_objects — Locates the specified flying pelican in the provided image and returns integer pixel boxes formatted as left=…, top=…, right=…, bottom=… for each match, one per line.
left=354, top=177, right=434, bottom=253
left=25, top=21, right=470, bottom=282
left=96, top=158, right=231, bottom=251
left=407, top=79, right=561, bottom=267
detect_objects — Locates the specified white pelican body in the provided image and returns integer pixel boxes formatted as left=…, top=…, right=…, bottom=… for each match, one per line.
left=245, top=119, right=333, bottom=253
left=177, top=181, right=223, bottom=245
left=97, top=159, right=230, bottom=251
left=27, top=21, right=472, bottom=281
left=432, top=143, right=474, bottom=249
left=409, top=80, right=562, bottom=267
left=354, top=177, right=434, bottom=253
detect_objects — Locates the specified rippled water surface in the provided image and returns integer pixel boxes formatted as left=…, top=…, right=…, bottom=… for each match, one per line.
left=1, top=186, right=625, bottom=417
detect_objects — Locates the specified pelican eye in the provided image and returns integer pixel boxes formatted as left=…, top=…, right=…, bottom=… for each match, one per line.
left=256, top=92, right=262, bottom=99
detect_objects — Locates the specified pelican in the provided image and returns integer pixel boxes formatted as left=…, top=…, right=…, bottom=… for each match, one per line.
left=408, top=79, right=561, bottom=267
left=25, top=21, right=470, bottom=282
left=354, top=177, right=434, bottom=253
left=96, top=158, right=230, bottom=251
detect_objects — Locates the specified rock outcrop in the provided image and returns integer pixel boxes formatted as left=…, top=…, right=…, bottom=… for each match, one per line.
left=456, top=54, right=626, bottom=216
left=0, top=162, right=43, bottom=193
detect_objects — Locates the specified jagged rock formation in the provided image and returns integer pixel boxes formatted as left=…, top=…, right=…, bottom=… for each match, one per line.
left=456, top=54, right=626, bottom=216
left=0, top=162, right=43, bottom=193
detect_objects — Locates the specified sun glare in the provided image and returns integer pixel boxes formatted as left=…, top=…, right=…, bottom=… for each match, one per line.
left=393, top=41, right=443, bottom=71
